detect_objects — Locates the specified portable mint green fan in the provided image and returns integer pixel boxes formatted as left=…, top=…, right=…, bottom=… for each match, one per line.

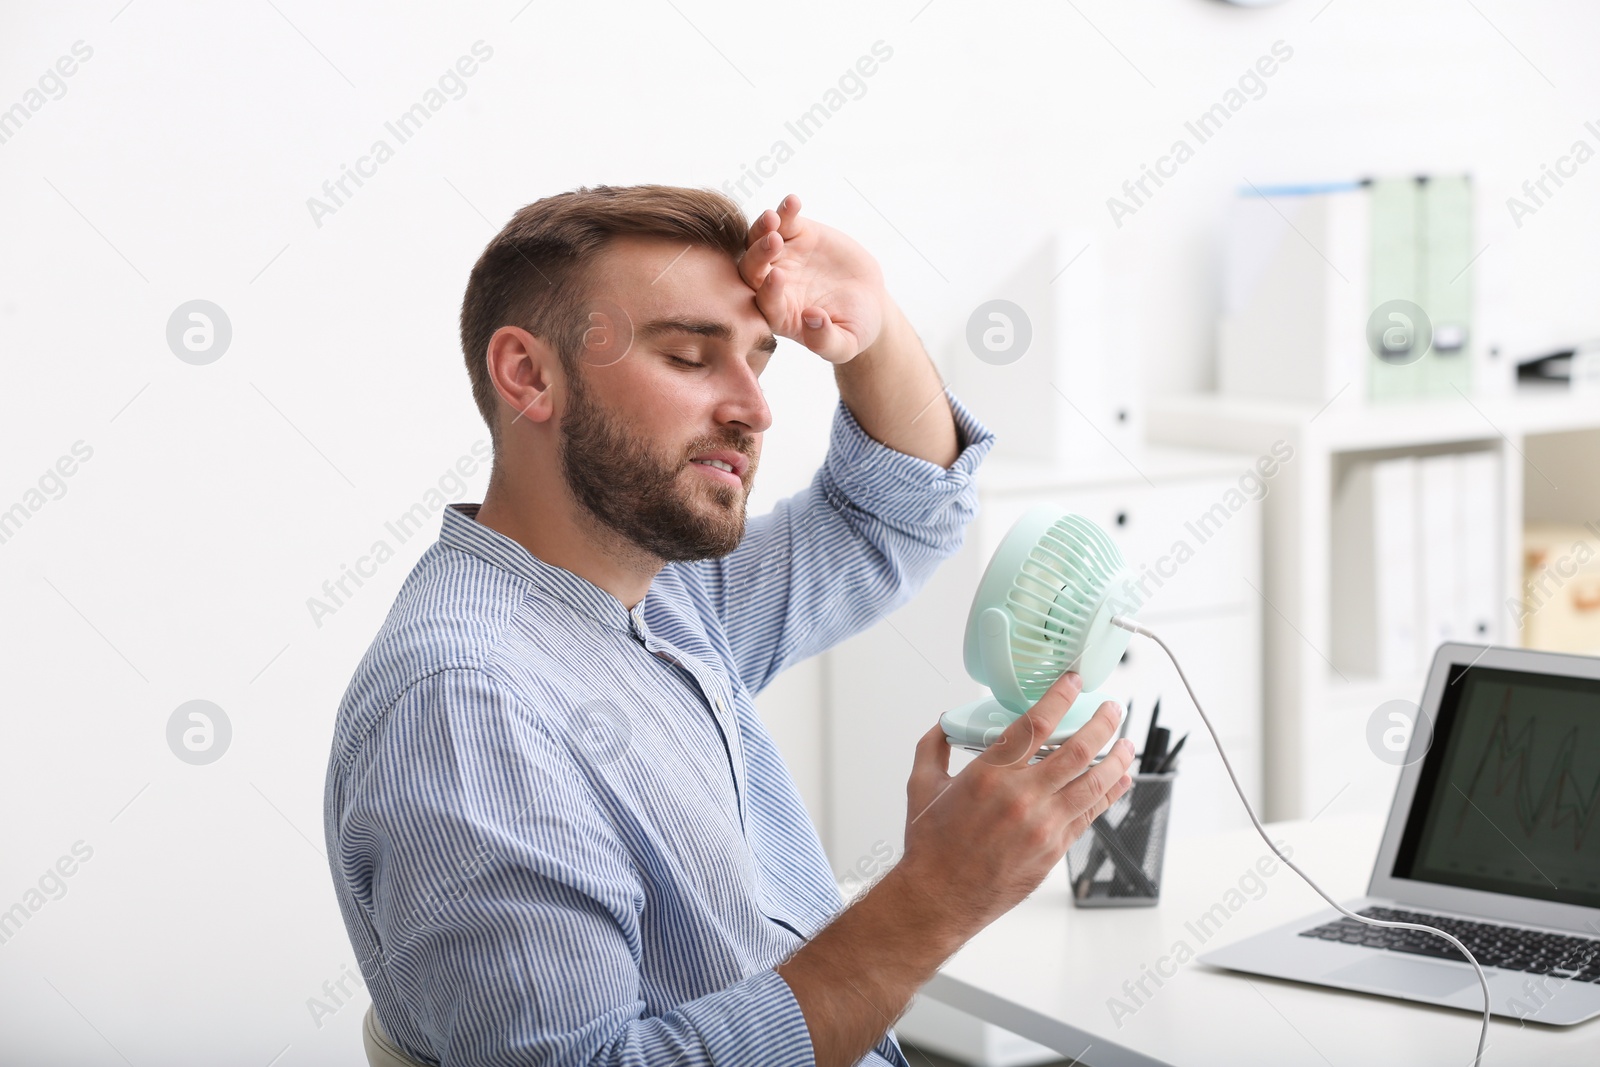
left=940, top=504, right=1135, bottom=751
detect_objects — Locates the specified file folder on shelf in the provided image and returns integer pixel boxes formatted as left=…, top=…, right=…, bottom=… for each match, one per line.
left=1421, top=175, right=1474, bottom=398
left=1367, top=177, right=1422, bottom=404
left=1218, top=182, right=1369, bottom=405
left=1418, top=453, right=1460, bottom=653
left=1331, top=455, right=1419, bottom=678
left=1455, top=450, right=1499, bottom=644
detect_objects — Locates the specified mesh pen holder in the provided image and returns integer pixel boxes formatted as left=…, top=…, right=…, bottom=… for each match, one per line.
left=1066, top=771, right=1175, bottom=907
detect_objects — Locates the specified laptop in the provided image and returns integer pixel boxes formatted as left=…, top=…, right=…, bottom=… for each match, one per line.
left=1201, top=642, right=1600, bottom=1025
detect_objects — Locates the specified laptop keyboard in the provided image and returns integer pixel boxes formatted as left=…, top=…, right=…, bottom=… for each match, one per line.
left=1300, top=906, right=1600, bottom=981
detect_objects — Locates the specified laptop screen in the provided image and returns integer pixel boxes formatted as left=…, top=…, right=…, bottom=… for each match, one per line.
left=1390, top=662, right=1600, bottom=910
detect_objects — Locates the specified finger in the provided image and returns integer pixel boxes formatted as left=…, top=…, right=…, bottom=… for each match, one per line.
left=1071, top=774, right=1132, bottom=837
left=906, top=724, right=955, bottom=825
left=753, top=265, right=791, bottom=327
left=774, top=193, right=803, bottom=239
left=739, top=230, right=783, bottom=289
left=745, top=207, right=779, bottom=246
left=1093, top=774, right=1131, bottom=818
left=981, top=671, right=1082, bottom=769
left=797, top=306, right=858, bottom=363
left=1054, top=738, right=1136, bottom=821
left=1035, top=699, right=1124, bottom=788
left=910, top=722, right=953, bottom=785
left=1109, top=773, right=1132, bottom=808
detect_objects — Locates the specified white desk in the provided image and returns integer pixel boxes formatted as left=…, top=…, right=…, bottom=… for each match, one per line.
left=915, top=813, right=1600, bottom=1067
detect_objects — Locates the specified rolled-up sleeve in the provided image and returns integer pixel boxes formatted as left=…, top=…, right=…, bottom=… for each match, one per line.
left=705, top=386, right=997, bottom=695
left=331, top=668, right=816, bottom=1067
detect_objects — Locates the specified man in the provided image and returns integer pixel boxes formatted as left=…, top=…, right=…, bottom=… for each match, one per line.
left=324, top=185, right=1134, bottom=1067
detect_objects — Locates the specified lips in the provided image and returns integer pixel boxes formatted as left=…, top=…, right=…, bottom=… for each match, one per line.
left=687, top=449, right=749, bottom=480
left=688, top=459, right=743, bottom=488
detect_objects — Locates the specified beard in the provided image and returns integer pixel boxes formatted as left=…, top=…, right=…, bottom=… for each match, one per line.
left=557, top=366, right=755, bottom=562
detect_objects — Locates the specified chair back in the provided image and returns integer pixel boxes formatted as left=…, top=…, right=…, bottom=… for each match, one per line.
left=363, top=1005, right=432, bottom=1067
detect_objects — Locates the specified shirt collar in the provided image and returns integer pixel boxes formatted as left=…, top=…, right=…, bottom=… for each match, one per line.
left=440, top=503, right=640, bottom=635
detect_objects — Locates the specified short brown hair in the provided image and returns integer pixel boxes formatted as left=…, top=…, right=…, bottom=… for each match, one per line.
left=458, top=184, right=748, bottom=446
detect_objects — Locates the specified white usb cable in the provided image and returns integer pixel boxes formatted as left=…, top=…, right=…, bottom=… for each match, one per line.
left=1110, top=616, right=1491, bottom=1067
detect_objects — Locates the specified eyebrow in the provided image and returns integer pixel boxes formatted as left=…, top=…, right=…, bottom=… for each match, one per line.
left=637, top=318, right=778, bottom=356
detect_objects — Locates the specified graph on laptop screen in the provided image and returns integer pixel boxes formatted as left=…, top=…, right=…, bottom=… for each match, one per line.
left=1392, top=664, right=1600, bottom=909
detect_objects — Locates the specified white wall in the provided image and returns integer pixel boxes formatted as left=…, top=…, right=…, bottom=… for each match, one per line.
left=4, top=1, right=1600, bottom=1063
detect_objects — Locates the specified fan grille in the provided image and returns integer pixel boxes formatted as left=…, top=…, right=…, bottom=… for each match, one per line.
left=1005, top=514, right=1126, bottom=704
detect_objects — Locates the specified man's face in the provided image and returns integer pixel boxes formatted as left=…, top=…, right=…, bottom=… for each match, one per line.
left=556, top=236, right=775, bottom=563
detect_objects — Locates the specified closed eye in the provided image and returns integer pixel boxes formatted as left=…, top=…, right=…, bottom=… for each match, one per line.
left=666, top=354, right=706, bottom=368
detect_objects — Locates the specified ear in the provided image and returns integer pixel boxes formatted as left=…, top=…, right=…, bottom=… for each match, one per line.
left=485, top=325, right=560, bottom=430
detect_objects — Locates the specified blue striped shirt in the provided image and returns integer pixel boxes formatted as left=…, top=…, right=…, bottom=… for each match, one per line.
left=324, top=388, right=997, bottom=1066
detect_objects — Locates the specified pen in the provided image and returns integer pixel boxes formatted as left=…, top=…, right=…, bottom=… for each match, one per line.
left=1137, top=699, right=1162, bottom=773
left=1141, top=727, right=1170, bottom=775
left=1155, top=733, right=1187, bottom=774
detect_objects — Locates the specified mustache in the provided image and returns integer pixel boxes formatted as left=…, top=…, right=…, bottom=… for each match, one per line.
left=683, top=435, right=757, bottom=464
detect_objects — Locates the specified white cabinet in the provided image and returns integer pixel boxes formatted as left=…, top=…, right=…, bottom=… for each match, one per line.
left=820, top=447, right=1265, bottom=875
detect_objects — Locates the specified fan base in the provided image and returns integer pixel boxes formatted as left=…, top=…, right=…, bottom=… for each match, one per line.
left=939, top=689, right=1115, bottom=751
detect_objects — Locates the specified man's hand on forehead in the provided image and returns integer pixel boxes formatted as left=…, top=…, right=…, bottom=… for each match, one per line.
left=737, top=193, right=889, bottom=366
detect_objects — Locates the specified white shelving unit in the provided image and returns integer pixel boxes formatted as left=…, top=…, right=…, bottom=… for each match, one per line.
left=1146, top=386, right=1600, bottom=822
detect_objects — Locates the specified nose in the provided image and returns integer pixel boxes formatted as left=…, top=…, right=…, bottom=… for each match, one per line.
left=715, top=357, right=772, bottom=436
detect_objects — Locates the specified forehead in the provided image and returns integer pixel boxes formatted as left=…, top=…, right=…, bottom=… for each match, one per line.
left=587, top=235, right=764, bottom=330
